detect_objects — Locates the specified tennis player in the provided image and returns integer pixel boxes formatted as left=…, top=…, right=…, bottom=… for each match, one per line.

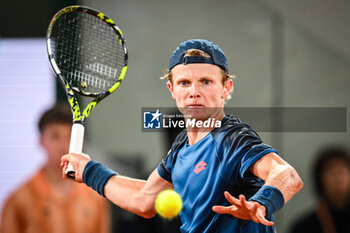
left=61, top=39, right=303, bottom=233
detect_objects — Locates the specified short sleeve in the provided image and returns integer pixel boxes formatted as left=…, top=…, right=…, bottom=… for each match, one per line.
left=157, top=150, right=173, bottom=183
left=239, top=143, right=277, bottom=178
left=214, top=123, right=278, bottom=183
left=157, top=129, right=188, bottom=183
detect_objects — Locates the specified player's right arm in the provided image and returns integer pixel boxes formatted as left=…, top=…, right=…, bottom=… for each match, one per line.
left=61, top=153, right=173, bottom=219
left=104, top=169, right=173, bottom=218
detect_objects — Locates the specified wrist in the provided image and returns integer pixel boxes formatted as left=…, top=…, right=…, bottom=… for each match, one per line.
left=82, top=160, right=117, bottom=197
left=248, top=185, right=284, bottom=217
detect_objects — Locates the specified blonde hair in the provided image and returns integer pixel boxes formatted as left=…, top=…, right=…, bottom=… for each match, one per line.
left=161, top=49, right=236, bottom=100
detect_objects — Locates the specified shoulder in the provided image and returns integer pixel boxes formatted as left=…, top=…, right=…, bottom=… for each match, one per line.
left=212, top=115, right=257, bottom=135
left=2, top=174, right=38, bottom=212
left=168, top=129, right=188, bottom=158
left=211, top=115, right=261, bottom=145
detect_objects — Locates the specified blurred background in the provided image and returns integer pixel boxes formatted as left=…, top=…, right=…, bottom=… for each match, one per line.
left=1, top=0, right=349, bottom=232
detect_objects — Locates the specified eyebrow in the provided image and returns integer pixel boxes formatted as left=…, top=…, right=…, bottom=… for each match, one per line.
left=175, top=75, right=216, bottom=82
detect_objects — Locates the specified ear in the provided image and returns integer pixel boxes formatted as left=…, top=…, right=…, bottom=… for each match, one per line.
left=167, top=81, right=176, bottom=100
left=221, top=79, right=233, bottom=99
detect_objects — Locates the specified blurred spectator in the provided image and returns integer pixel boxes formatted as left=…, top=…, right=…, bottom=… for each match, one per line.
left=290, top=146, right=350, bottom=233
left=0, top=105, right=110, bottom=233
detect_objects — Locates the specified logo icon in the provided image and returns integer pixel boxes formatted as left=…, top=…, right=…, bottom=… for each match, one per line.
left=194, top=161, right=207, bottom=174
left=263, top=189, right=272, bottom=198
left=143, top=109, right=162, bottom=129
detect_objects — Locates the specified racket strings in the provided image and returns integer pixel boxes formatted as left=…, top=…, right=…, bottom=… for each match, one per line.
left=50, top=11, right=125, bottom=95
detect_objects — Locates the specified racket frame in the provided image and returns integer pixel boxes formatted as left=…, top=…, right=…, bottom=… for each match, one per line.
left=46, top=5, right=128, bottom=179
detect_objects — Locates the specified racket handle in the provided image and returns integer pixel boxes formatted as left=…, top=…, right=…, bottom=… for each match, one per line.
left=67, top=123, right=85, bottom=179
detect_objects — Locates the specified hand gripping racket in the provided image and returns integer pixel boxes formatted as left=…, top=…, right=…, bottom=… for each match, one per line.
left=46, top=6, right=128, bottom=179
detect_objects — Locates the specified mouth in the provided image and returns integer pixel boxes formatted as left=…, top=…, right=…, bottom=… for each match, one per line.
left=187, top=104, right=205, bottom=109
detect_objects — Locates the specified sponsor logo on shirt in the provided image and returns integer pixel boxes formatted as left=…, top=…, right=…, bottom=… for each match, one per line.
left=194, top=161, right=207, bottom=174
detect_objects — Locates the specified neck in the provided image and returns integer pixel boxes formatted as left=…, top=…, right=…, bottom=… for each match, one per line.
left=43, top=163, right=72, bottom=187
left=186, top=111, right=225, bottom=145
left=42, top=163, right=76, bottom=199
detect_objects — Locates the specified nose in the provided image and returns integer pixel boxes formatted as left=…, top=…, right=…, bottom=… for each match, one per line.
left=189, top=83, right=201, bottom=99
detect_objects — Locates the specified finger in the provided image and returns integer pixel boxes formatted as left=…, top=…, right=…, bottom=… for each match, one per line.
left=224, top=191, right=241, bottom=206
left=249, top=202, right=260, bottom=223
left=61, top=154, right=70, bottom=166
left=75, top=166, right=82, bottom=183
left=239, top=197, right=258, bottom=222
left=250, top=201, right=258, bottom=214
left=256, top=214, right=274, bottom=226
left=252, top=204, right=274, bottom=226
left=62, top=162, right=68, bottom=179
left=81, top=153, right=91, bottom=159
left=212, top=205, right=237, bottom=214
left=251, top=216, right=260, bottom=224
left=239, top=195, right=251, bottom=210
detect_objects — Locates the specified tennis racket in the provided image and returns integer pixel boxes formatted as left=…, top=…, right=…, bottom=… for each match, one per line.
left=46, top=5, right=128, bottom=179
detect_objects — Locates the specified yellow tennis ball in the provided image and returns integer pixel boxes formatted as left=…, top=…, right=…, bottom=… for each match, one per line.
left=155, top=189, right=182, bottom=219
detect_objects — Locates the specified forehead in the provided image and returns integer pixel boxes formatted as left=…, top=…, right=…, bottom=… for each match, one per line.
left=42, top=123, right=71, bottom=134
left=171, top=63, right=223, bottom=80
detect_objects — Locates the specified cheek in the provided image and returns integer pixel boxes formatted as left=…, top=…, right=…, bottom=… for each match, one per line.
left=45, top=140, right=61, bottom=151
left=173, top=87, right=186, bottom=99
left=41, top=137, right=52, bottom=150
left=208, top=87, right=224, bottom=100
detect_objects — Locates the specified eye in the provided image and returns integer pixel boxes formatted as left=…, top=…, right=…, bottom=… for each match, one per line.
left=203, top=80, right=210, bottom=85
left=180, top=81, right=189, bottom=86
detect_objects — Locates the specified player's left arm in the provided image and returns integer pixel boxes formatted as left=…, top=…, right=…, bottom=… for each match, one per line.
left=249, top=152, right=303, bottom=204
left=213, top=152, right=303, bottom=226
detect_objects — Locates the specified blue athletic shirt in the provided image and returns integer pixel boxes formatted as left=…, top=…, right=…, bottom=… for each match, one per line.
left=157, top=115, right=277, bottom=233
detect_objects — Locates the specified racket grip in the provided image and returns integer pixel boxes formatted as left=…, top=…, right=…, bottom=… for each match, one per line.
left=67, top=123, right=85, bottom=179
